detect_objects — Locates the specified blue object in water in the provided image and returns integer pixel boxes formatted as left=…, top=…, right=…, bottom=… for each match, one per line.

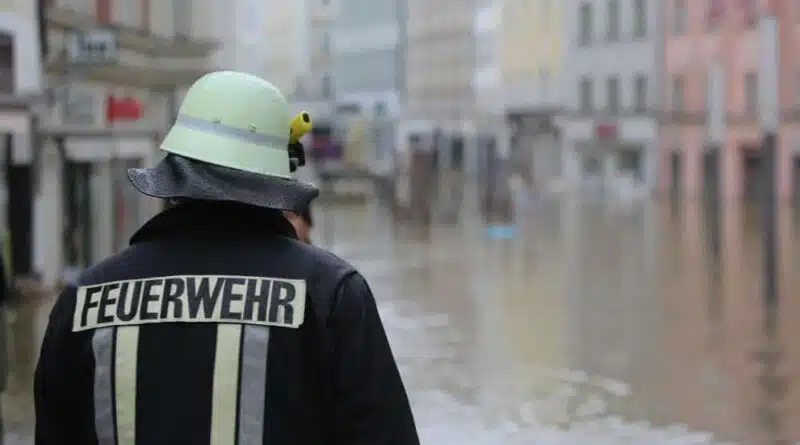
left=485, top=225, right=517, bottom=239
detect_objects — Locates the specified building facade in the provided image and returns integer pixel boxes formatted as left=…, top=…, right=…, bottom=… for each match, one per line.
left=0, top=0, right=47, bottom=284
left=660, top=0, right=795, bottom=201
left=35, top=0, right=218, bottom=284
left=331, top=0, right=403, bottom=171
left=296, top=0, right=335, bottom=117
left=498, top=0, right=563, bottom=190
left=405, top=0, right=475, bottom=130
left=260, top=0, right=307, bottom=97
left=213, top=0, right=269, bottom=76
left=332, top=0, right=403, bottom=115
left=559, top=0, right=662, bottom=198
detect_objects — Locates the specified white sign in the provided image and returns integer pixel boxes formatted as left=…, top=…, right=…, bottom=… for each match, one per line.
left=72, top=275, right=307, bottom=331
left=64, top=28, right=119, bottom=65
left=62, top=86, right=97, bottom=125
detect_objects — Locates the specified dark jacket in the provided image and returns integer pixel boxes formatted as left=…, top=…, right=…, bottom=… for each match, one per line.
left=34, top=201, right=419, bottom=445
left=0, top=249, right=7, bottom=392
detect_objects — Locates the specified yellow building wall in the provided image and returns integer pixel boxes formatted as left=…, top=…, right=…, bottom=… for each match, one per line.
left=263, top=0, right=305, bottom=95
left=499, top=0, right=562, bottom=88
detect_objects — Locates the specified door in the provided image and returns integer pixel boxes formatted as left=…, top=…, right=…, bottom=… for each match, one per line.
left=792, top=155, right=800, bottom=206
left=64, top=160, right=93, bottom=270
left=4, top=134, right=33, bottom=277
left=702, top=148, right=720, bottom=201
left=670, top=152, right=682, bottom=200
left=0, top=32, right=14, bottom=93
left=742, top=149, right=761, bottom=202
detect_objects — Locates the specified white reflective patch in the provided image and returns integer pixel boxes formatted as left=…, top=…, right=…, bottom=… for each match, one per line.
left=211, top=324, right=242, bottom=445
left=72, top=275, right=306, bottom=331
left=115, top=327, right=139, bottom=445
left=92, top=328, right=115, bottom=445
left=238, top=326, right=270, bottom=445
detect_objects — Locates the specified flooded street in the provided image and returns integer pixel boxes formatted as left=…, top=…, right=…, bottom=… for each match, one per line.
left=4, top=196, right=800, bottom=444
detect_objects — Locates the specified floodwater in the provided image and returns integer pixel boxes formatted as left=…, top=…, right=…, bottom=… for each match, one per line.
left=4, top=195, right=800, bottom=444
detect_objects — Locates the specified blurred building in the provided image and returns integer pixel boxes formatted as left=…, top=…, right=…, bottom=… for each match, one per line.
left=331, top=0, right=404, bottom=171
left=559, top=0, right=661, bottom=198
left=293, top=0, right=335, bottom=119
left=475, top=0, right=563, bottom=190
left=660, top=1, right=796, bottom=202
left=404, top=0, right=475, bottom=133
left=35, top=0, right=218, bottom=284
left=0, top=0, right=47, bottom=282
left=500, top=0, right=563, bottom=190
left=331, top=0, right=404, bottom=115
left=260, top=0, right=307, bottom=98
left=212, top=0, right=268, bottom=75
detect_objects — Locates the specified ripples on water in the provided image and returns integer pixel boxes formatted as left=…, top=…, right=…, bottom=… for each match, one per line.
left=333, top=196, right=800, bottom=445
left=4, top=197, right=800, bottom=444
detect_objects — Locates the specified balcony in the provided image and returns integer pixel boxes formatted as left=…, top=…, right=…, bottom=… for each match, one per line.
left=46, top=6, right=219, bottom=58
left=658, top=110, right=706, bottom=125
left=46, top=54, right=205, bottom=91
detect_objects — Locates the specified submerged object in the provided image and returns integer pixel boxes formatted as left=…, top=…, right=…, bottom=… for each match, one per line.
left=485, top=225, right=517, bottom=239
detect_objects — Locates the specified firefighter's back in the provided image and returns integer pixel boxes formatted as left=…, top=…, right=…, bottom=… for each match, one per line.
left=35, top=203, right=355, bottom=445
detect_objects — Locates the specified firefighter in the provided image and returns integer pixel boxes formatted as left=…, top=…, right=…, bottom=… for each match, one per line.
left=34, top=71, right=419, bottom=445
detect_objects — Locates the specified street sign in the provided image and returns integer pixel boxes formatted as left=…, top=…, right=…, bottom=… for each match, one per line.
left=64, top=28, right=118, bottom=65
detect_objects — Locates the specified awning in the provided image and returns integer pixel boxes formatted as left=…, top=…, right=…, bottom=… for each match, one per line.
left=46, top=6, right=219, bottom=58
left=46, top=56, right=205, bottom=91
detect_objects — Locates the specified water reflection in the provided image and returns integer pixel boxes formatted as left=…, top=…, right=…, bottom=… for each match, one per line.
left=4, top=197, right=800, bottom=444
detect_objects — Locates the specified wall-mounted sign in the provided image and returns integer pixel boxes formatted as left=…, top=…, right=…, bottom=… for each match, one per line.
left=595, top=123, right=618, bottom=139
left=106, top=95, right=143, bottom=121
left=64, top=28, right=118, bottom=65
left=62, top=86, right=97, bottom=126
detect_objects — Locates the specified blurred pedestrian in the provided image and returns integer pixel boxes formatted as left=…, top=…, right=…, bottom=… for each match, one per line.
left=34, top=71, right=419, bottom=445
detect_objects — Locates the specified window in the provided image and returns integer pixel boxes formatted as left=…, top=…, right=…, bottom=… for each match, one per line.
left=742, top=0, right=757, bottom=27
left=795, top=71, right=800, bottom=106
left=63, top=86, right=97, bottom=125
left=744, top=72, right=758, bottom=115
left=579, top=3, right=593, bottom=45
left=607, top=0, right=620, bottom=41
left=539, top=67, right=551, bottom=92
left=633, top=74, right=648, bottom=111
left=321, top=29, right=331, bottom=55
left=0, top=34, right=12, bottom=94
left=618, top=148, right=643, bottom=181
left=540, top=0, right=550, bottom=27
left=671, top=75, right=686, bottom=112
left=708, top=0, right=723, bottom=30
left=173, top=0, right=193, bottom=37
left=579, top=77, right=594, bottom=111
left=476, top=33, right=497, bottom=67
left=607, top=76, right=620, bottom=111
left=321, top=73, right=333, bottom=98
left=584, top=156, right=602, bottom=175
left=673, top=0, right=687, bottom=34
left=633, top=0, right=646, bottom=37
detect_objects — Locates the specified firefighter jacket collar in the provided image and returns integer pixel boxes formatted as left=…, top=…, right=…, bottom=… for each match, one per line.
left=129, top=200, right=298, bottom=245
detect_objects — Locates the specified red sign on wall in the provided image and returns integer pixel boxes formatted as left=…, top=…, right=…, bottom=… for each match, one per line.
left=595, top=123, right=618, bottom=139
left=106, top=95, right=143, bottom=121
